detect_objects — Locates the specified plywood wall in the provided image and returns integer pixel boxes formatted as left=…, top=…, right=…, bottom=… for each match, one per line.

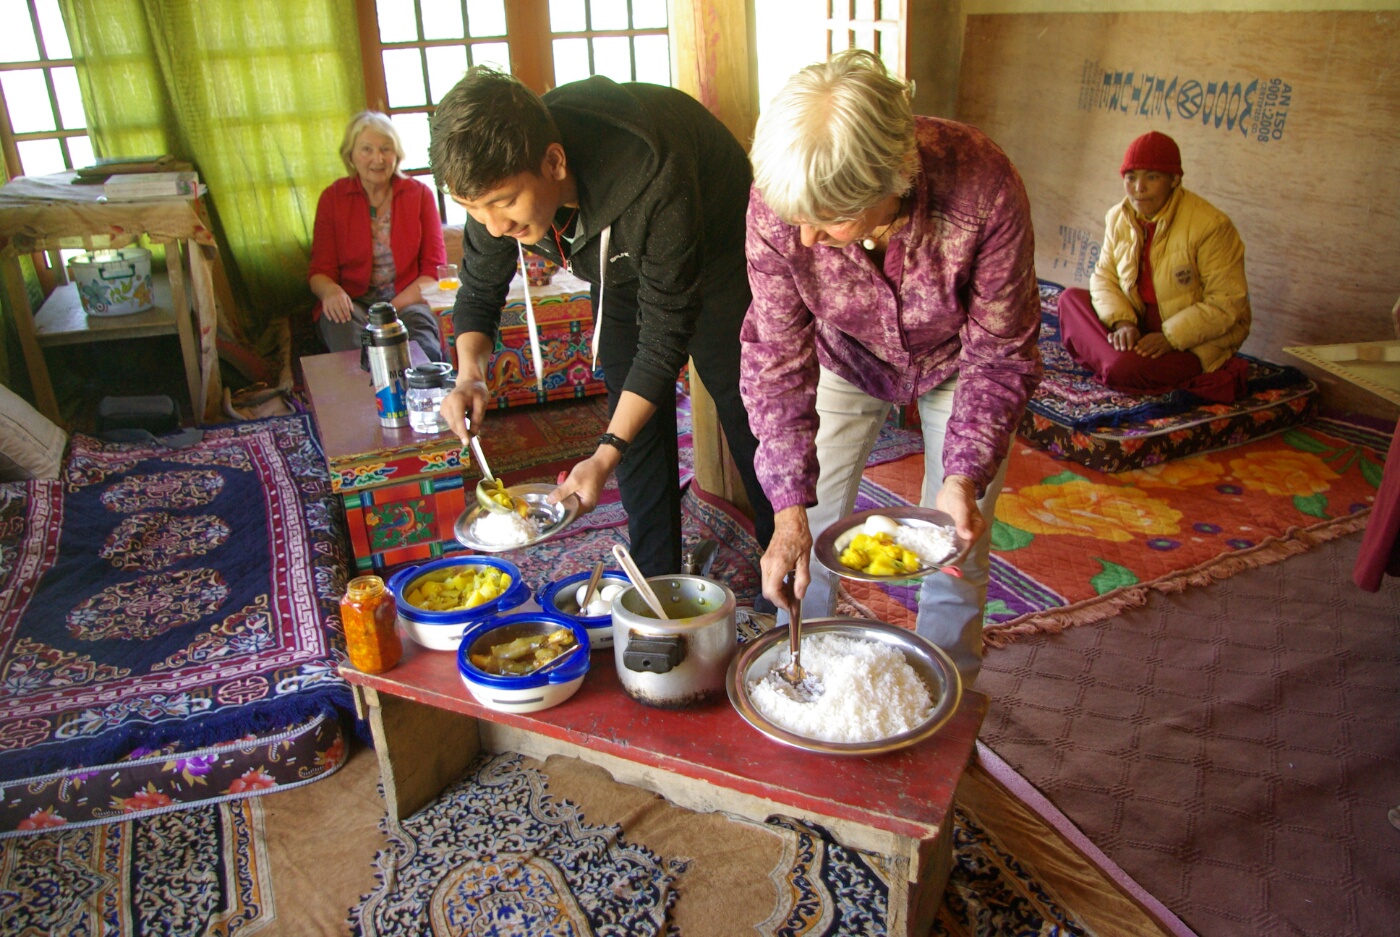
left=955, top=11, right=1400, bottom=417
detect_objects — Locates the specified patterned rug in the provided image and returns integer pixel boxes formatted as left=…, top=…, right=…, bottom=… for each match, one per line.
left=0, top=796, right=273, bottom=934
left=0, top=415, right=353, bottom=780
left=348, top=753, right=1093, bottom=937
left=838, top=416, right=1389, bottom=645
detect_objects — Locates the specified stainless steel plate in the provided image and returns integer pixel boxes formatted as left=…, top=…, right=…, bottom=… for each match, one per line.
left=725, top=617, right=963, bottom=756
left=813, top=506, right=971, bottom=583
left=454, top=483, right=580, bottom=553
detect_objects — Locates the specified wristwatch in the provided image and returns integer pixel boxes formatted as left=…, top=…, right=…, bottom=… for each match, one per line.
left=598, top=432, right=631, bottom=460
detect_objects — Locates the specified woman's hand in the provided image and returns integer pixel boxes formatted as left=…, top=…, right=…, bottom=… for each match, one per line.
left=548, top=449, right=619, bottom=515
left=935, top=475, right=984, bottom=544
left=1133, top=332, right=1173, bottom=359
left=320, top=285, right=355, bottom=324
left=1108, top=322, right=1140, bottom=352
left=440, top=378, right=489, bottom=444
left=760, top=506, right=812, bottom=623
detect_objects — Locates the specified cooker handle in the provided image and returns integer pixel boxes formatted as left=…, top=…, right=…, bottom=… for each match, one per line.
left=622, top=633, right=686, bottom=674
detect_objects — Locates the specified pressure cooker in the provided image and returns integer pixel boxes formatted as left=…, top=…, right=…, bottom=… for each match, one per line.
left=610, top=574, right=736, bottom=708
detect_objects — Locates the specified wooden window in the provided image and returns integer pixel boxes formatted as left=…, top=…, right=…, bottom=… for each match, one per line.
left=357, top=0, right=669, bottom=223
left=825, top=0, right=902, bottom=76
left=0, top=0, right=92, bottom=180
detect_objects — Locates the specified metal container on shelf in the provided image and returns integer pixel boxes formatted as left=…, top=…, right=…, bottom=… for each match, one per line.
left=67, top=247, right=155, bottom=317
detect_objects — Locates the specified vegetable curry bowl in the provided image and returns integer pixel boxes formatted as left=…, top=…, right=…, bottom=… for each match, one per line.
left=386, top=555, right=531, bottom=651
left=457, top=612, right=591, bottom=713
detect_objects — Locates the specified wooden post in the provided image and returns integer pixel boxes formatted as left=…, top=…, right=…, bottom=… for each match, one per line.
left=669, top=0, right=759, bottom=516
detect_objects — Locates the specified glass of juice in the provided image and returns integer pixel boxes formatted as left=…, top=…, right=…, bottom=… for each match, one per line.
left=437, top=263, right=460, bottom=290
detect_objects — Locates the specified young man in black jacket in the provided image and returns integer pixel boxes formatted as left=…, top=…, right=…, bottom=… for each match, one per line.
left=432, top=66, right=774, bottom=577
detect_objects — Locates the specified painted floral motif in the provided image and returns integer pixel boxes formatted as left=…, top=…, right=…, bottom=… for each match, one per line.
left=0, top=638, right=131, bottom=697
left=1118, top=457, right=1226, bottom=489
left=114, top=783, right=175, bottom=813
left=101, top=511, right=231, bottom=570
left=995, top=479, right=1182, bottom=543
left=15, top=807, right=67, bottom=831
left=226, top=767, right=276, bottom=794
left=1228, top=450, right=1340, bottom=497
left=101, top=470, right=225, bottom=512
left=67, top=568, right=230, bottom=641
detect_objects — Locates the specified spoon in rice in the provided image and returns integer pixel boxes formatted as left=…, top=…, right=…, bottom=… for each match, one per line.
left=766, top=595, right=823, bottom=703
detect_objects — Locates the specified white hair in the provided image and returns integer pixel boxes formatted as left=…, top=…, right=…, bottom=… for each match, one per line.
left=750, top=49, right=917, bottom=223
left=339, top=111, right=407, bottom=176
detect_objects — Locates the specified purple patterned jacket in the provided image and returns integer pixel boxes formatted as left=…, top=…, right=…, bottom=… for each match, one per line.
left=739, top=116, right=1042, bottom=514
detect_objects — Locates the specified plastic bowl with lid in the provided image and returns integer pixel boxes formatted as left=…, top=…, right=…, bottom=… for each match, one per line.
left=386, top=555, right=530, bottom=651
left=457, top=612, right=591, bottom=713
left=535, top=568, right=630, bottom=649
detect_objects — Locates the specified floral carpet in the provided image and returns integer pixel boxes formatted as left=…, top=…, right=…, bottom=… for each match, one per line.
left=0, top=415, right=354, bottom=782
left=840, top=416, right=1390, bottom=645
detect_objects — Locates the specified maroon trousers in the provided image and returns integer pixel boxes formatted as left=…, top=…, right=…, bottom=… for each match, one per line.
left=1057, top=287, right=1247, bottom=403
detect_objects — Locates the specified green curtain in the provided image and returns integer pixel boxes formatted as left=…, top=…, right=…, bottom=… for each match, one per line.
left=59, top=0, right=366, bottom=348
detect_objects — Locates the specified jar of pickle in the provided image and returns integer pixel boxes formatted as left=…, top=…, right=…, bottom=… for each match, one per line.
left=340, top=575, right=403, bottom=673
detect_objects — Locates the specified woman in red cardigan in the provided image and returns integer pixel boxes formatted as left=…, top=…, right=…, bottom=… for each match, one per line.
left=308, top=112, right=446, bottom=365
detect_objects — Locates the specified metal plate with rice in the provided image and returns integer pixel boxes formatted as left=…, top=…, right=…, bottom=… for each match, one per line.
left=726, top=618, right=963, bottom=756
left=454, top=483, right=580, bottom=553
left=813, top=506, right=971, bottom=583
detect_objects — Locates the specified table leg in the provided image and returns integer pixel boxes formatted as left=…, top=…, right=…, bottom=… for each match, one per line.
left=1, top=252, right=61, bottom=422
left=164, top=240, right=202, bottom=422
left=187, top=243, right=224, bottom=422
left=355, top=685, right=482, bottom=825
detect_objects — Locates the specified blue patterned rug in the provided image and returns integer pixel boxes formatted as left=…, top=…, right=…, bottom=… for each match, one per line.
left=348, top=753, right=1089, bottom=936
left=0, top=415, right=353, bottom=779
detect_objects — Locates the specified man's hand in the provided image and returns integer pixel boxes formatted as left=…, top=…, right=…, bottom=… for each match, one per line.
left=440, top=378, right=490, bottom=444
left=548, top=449, right=619, bottom=515
left=1108, top=322, right=1140, bottom=352
left=760, top=506, right=812, bottom=623
left=1133, top=332, right=1173, bottom=359
left=935, top=474, right=984, bottom=544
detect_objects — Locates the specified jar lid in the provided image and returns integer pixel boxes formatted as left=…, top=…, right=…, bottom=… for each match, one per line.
left=406, top=367, right=441, bottom=388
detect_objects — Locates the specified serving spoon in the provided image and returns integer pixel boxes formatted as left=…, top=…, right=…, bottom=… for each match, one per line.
left=463, top=425, right=514, bottom=515
left=611, top=544, right=669, bottom=620
left=766, top=596, right=823, bottom=703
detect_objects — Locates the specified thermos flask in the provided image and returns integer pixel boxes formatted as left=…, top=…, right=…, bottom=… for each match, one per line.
left=363, top=302, right=411, bottom=428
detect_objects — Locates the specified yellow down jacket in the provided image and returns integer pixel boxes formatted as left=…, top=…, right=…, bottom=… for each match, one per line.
left=1089, top=186, right=1250, bottom=373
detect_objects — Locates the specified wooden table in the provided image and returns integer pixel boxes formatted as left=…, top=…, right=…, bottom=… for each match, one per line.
left=301, top=350, right=468, bottom=572
left=0, top=170, right=224, bottom=423
left=342, top=637, right=987, bottom=936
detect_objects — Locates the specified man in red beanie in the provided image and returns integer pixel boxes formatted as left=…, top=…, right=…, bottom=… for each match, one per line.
left=1056, top=130, right=1251, bottom=401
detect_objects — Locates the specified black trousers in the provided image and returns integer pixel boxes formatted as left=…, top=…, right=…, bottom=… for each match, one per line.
left=595, top=261, right=775, bottom=577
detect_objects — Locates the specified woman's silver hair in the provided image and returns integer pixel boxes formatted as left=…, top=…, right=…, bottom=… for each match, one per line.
left=750, top=49, right=916, bottom=224
left=339, top=111, right=407, bottom=177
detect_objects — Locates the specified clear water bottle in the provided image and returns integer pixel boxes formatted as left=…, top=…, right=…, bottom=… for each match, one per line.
left=407, top=364, right=451, bottom=434
left=362, top=302, right=411, bottom=428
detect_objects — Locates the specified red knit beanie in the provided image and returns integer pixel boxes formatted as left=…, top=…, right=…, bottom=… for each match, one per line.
left=1120, top=131, right=1182, bottom=176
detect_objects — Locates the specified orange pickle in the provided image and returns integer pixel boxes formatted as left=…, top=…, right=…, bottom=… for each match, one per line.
left=340, top=575, right=403, bottom=673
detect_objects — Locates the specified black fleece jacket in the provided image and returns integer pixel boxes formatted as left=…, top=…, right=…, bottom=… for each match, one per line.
left=451, top=76, right=752, bottom=406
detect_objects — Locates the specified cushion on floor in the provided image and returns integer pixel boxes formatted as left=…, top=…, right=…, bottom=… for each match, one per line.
left=1020, top=282, right=1319, bottom=472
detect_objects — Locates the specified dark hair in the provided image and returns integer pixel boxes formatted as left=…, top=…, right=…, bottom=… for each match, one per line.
left=430, top=65, right=561, bottom=200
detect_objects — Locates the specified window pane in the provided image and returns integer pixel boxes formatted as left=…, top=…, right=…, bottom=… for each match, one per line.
left=0, top=0, right=39, bottom=63
left=855, top=0, right=875, bottom=20
left=853, top=26, right=875, bottom=52
left=552, top=37, right=590, bottom=86
left=549, top=0, right=586, bottom=33
left=589, top=0, right=629, bottom=31
left=67, top=134, right=94, bottom=170
left=52, top=66, right=85, bottom=130
left=420, top=0, right=465, bottom=40
left=466, top=0, right=506, bottom=37
left=377, top=0, right=419, bottom=43
left=631, top=0, right=667, bottom=29
left=383, top=48, right=427, bottom=108
left=392, top=112, right=431, bottom=172
left=425, top=44, right=469, bottom=104
left=591, top=36, right=632, bottom=83
left=35, top=0, right=70, bottom=59
left=469, top=42, right=510, bottom=73
left=1, top=70, right=56, bottom=132
left=442, top=195, right=467, bottom=226
left=878, top=40, right=898, bottom=76
left=17, top=138, right=63, bottom=176
left=633, top=35, right=670, bottom=86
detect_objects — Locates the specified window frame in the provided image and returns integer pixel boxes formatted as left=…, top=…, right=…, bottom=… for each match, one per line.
left=0, top=0, right=89, bottom=181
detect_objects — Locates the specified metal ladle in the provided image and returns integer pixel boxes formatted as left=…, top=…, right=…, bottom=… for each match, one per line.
left=611, top=544, right=669, bottom=620
left=465, top=431, right=515, bottom=515
left=767, top=596, right=823, bottom=703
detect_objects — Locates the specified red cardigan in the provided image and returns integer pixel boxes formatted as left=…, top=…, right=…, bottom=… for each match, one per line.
left=308, top=174, right=446, bottom=321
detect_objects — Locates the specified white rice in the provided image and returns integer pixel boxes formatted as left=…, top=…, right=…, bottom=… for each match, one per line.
left=472, top=510, right=540, bottom=547
left=892, top=522, right=957, bottom=566
left=747, top=634, right=934, bottom=743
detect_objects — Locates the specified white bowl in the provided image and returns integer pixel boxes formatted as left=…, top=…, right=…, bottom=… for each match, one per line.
left=456, top=613, right=590, bottom=714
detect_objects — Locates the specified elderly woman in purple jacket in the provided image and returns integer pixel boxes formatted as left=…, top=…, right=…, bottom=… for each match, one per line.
left=739, top=50, right=1041, bottom=684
